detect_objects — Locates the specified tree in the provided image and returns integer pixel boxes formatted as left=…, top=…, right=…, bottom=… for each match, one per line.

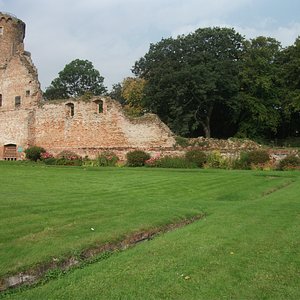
left=121, top=77, right=146, bottom=116
left=133, top=27, right=244, bottom=138
left=236, top=36, right=282, bottom=139
left=277, top=37, right=300, bottom=137
left=44, top=59, right=106, bottom=100
left=109, top=83, right=126, bottom=105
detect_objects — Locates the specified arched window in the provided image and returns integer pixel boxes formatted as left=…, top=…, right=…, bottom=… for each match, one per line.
left=94, top=99, right=103, bottom=113
left=0, top=94, right=2, bottom=107
left=65, top=103, right=74, bottom=117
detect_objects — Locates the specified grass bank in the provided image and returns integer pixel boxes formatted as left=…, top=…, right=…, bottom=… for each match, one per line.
left=0, top=163, right=299, bottom=298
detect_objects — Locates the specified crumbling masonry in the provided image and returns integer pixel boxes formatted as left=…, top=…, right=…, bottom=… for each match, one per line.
left=0, top=12, right=175, bottom=160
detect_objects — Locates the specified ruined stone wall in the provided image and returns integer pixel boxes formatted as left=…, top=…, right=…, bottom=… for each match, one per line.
left=0, top=55, right=41, bottom=111
left=0, top=12, right=25, bottom=66
left=0, top=108, right=32, bottom=159
left=34, top=97, right=176, bottom=158
left=0, top=12, right=42, bottom=112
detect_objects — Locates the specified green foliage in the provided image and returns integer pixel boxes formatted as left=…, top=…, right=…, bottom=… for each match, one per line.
left=57, top=150, right=81, bottom=160
left=43, top=158, right=57, bottom=165
left=279, top=155, right=300, bottom=170
left=121, top=77, right=146, bottom=116
left=246, top=150, right=270, bottom=165
left=236, top=36, right=282, bottom=138
left=174, top=136, right=190, bottom=148
left=146, top=156, right=197, bottom=168
left=44, top=59, right=107, bottom=100
left=126, top=150, right=150, bottom=167
left=108, top=83, right=126, bottom=105
left=185, top=150, right=207, bottom=167
left=230, top=150, right=270, bottom=170
left=232, top=152, right=251, bottom=170
left=97, top=151, right=119, bottom=167
left=55, top=158, right=83, bottom=166
left=205, top=151, right=230, bottom=169
left=277, top=37, right=300, bottom=137
left=25, top=146, right=46, bottom=161
left=133, top=27, right=244, bottom=138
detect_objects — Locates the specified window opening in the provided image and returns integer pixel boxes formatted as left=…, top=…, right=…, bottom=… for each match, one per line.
left=94, top=99, right=104, bottom=113
left=66, top=103, right=75, bottom=117
left=15, top=96, right=21, bottom=107
left=26, top=90, right=30, bottom=97
left=0, top=94, right=2, bottom=107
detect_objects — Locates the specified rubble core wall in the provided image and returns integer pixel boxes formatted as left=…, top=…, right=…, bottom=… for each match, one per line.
left=33, top=98, right=176, bottom=158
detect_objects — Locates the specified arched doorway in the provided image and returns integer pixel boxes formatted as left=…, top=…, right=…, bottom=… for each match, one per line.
left=4, top=144, right=17, bottom=160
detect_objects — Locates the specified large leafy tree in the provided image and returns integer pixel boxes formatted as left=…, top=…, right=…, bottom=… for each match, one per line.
left=44, top=59, right=106, bottom=100
left=236, top=36, right=282, bottom=139
left=121, top=77, right=146, bottom=116
left=277, top=37, right=300, bottom=137
left=133, top=27, right=244, bottom=137
left=109, top=83, right=126, bottom=105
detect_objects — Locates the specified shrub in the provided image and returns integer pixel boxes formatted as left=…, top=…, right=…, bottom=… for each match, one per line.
left=97, top=151, right=119, bottom=167
left=25, top=146, right=46, bottom=161
left=126, top=150, right=150, bottom=167
left=246, top=150, right=270, bottom=165
left=43, top=157, right=57, bottom=165
left=174, top=136, right=190, bottom=148
left=54, top=150, right=82, bottom=166
left=145, top=153, right=161, bottom=167
left=185, top=150, right=207, bottom=168
left=57, top=150, right=81, bottom=160
left=232, top=152, right=251, bottom=170
left=205, top=151, right=229, bottom=169
left=279, top=155, right=300, bottom=170
left=153, top=156, right=197, bottom=168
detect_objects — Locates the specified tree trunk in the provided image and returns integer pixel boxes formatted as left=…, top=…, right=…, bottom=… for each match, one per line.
left=200, top=106, right=213, bottom=138
left=203, top=124, right=211, bottom=138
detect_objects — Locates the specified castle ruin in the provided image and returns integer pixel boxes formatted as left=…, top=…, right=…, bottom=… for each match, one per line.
left=0, top=12, right=175, bottom=160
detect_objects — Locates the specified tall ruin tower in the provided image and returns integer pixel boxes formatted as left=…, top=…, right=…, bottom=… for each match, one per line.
left=0, top=12, right=42, bottom=111
left=0, top=12, right=25, bottom=65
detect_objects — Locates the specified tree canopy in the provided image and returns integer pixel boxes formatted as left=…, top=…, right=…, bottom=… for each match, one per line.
left=236, top=36, right=282, bottom=139
left=44, top=59, right=107, bottom=100
left=133, top=27, right=244, bottom=137
left=126, top=27, right=300, bottom=142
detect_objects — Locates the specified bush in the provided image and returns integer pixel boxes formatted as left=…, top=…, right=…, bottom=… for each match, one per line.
left=232, top=152, right=251, bottom=170
left=43, top=158, right=57, bottom=165
left=51, top=150, right=83, bottom=166
left=205, top=151, right=229, bottom=169
left=25, top=146, right=46, bottom=161
left=185, top=150, right=207, bottom=168
left=174, top=136, right=190, bottom=148
left=57, top=150, right=81, bottom=160
left=246, top=150, right=270, bottom=165
left=149, top=156, right=197, bottom=168
left=279, top=155, right=300, bottom=170
left=126, top=150, right=150, bottom=167
left=97, top=151, right=119, bottom=167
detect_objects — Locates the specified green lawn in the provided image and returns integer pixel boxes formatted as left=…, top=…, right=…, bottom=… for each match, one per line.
left=1, top=163, right=300, bottom=299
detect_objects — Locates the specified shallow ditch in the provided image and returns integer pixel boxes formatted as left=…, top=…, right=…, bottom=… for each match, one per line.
left=0, top=213, right=205, bottom=293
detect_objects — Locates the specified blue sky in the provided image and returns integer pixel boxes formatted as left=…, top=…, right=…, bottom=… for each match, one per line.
left=0, top=0, right=299, bottom=90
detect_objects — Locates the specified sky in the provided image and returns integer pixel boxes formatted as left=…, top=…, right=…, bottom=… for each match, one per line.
left=0, top=0, right=299, bottom=91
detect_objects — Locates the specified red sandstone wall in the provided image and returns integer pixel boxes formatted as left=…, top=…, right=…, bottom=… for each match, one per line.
left=34, top=97, right=176, bottom=158
left=0, top=55, right=41, bottom=111
left=0, top=109, right=31, bottom=159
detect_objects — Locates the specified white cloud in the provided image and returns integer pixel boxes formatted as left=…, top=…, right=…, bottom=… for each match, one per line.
left=239, top=23, right=300, bottom=46
left=1, top=0, right=299, bottom=91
